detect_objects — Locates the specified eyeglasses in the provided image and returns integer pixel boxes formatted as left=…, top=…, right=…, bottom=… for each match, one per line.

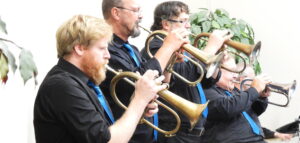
left=116, top=6, right=142, bottom=16
left=167, top=19, right=190, bottom=25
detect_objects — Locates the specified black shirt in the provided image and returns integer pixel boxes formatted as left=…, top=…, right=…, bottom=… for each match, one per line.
left=34, top=58, right=111, bottom=143
left=201, top=86, right=268, bottom=143
left=262, top=127, right=275, bottom=139
left=100, top=34, right=162, bottom=143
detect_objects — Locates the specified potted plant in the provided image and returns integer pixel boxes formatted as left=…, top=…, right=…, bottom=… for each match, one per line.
left=190, top=8, right=261, bottom=75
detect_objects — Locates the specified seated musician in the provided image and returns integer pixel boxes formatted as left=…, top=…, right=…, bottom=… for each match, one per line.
left=201, top=55, right=271, bottom=143
left=237, top=65, right=293, bottom=141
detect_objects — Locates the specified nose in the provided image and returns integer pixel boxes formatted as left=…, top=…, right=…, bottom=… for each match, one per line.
left=186, top=21, right=191, bottom=29
left=105, top=48, right=111, bottom=59
left=138, top=11, right=143, bottom=19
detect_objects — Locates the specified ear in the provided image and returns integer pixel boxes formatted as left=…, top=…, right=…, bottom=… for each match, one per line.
left=162, top=20, right=171, bottom=31
left=111, top=7, right=120, bottom=21
left=73, top=44, right=86, bottom=56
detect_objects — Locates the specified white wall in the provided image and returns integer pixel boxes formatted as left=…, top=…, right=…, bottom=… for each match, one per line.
left=185, top=0, right=300, bottom=132
left=0, top=0, right=299, bottom=143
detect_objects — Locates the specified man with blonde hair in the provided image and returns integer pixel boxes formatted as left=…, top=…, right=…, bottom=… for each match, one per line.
left=34, top=15, right=165, bottom=143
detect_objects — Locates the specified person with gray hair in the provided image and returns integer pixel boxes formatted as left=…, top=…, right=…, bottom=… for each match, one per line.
left=236, top=65, right=293, bottom=141
left=202, top=55, right=271, bottom=143
left=34, top=15, right=166, bottom=143
left=100, top=0, right=191, bottom=142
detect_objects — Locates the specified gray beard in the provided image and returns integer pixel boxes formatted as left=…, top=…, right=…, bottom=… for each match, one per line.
left=130, top=28, right=141, bottom=38
left=130, top=20, right=142, bottom=38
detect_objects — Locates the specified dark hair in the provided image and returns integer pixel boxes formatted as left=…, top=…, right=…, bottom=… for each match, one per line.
left=102, top=0, right=123, bottom=19
left=150, top=1, right=189, bottom=31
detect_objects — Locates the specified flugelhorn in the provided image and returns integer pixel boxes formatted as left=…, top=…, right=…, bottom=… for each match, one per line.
left=193, top=32, right=261, bottom=73
left=106, top=65, right=209, bottom=137
left=239, top=79, right=297, bottom=107
left=140, top=26, right=225, bottom=86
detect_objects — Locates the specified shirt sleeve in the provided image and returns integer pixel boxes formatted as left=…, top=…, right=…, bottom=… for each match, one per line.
left=205, top=87, right=260, bottom=120
left=262, top=127, right=275, bottom=139
left=251, top=97, right=268, bottom=116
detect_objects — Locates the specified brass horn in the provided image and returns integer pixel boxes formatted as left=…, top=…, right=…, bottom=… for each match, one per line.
left=239, top=79, right=297, bottom=107
left=106, top=65, right=209, bottom=137
left=140, top=26, right=225, bottom=86
left=193, top=32, right=261, bottom=73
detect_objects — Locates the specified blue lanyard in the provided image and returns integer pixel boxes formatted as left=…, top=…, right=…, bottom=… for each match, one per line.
left=184, top=52, right=208, bottom=118
left=123, top=43, right=140, bottom=67
left=196, top=83, right=208, bottom=118
left=88, top=81, right=115, bottom=124
left=123, top=43, right=158, bottom=141
left=224, top=91, right=260, bottom=135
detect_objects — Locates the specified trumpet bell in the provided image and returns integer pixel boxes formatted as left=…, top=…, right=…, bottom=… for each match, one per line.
left=267, top=80, right=297, bottom=107
left=250, top=41, right=261, bottom=64
left=206, top=52, right=224, bottom=78
left=240, top=79, right=297, bottom=107
left=193, top=32, right=262, bottom=73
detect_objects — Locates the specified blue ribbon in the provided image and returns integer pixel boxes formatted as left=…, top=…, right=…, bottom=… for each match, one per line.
left=88, top=81, right=115, bottom=124
left=123, top=43, right=140, bottom=67
left=224, top=91, right=260, bottom=135
left=196, top=83, right=208, bottom=118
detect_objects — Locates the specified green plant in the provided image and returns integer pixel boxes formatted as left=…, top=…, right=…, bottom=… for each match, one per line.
left=190, top=8, right=261, bottom=75
left=0, top=16, right=38, bottom=85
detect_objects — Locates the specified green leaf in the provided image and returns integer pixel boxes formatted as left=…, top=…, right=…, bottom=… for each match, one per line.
left=215, top=17, right=224, bottom=27
left=221, top=17, right=232, bottom=27
left=0, top=41, right=17, bottom=72
left=253, top=60, right=262, bottom=75
left=190, top=13, right=198, bottom=24
left=191, top=24, right=202, bottom=34
left=241, top=31, right=250, bottom=39
left=0, top=52, right=9, bottom=83
left=211, top=20, right=220, bottom=29
left=19, top=49, right=38, bottom=85
left=230, top=24, right=241, bottom=37
left=231, top=36, right=241, bottom=42
left=201, top=21, right=211, bottom=32
left=215, top=9, right=229, bottom=17
left=240, top=38, right=250, bottom=45
left=246, top=25, right=255, bottom=40
left=196, top=10, right=208, bottom=23
left=0, top=17, right=8, bottom=34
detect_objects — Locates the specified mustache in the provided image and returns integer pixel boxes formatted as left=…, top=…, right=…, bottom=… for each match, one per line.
left=136, top=19, right=142, bottom=25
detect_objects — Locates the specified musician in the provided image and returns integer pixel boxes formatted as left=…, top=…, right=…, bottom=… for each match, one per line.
left=201, top=55, right=271, bottom=143
left=100, top=0, right=189, bottom=142
left=237, top=65, right=293, bottom=141
left=140, top=1, right=232, bottom=143
left=33, top=15, right=166, bottom=143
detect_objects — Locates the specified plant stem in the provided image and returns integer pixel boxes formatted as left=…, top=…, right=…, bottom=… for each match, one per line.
left=0, top=38, right=23, bottom=50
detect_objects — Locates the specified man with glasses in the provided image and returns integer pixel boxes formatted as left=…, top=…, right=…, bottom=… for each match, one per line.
left=201, top=55, right=271, bottom=143
left=101, top=0, right=189, bottom=142
left=140, top=1, right=232, bottom=142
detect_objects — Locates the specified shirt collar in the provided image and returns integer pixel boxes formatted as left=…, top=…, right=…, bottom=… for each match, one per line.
left=57, top=58, right=90, bottom=84
left=112, top=34, right=128, bottom=47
